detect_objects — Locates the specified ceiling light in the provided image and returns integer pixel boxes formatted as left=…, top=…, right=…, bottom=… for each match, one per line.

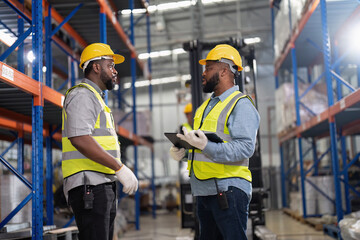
left=244, top=37, right=261, bottom=45
left=121, top=0, right=237, bottom=15
left=42, top=66, right=47, bottom=72
left=123, top=74, right=191, bottom=88
left=138, top=48, right=186, bottom=60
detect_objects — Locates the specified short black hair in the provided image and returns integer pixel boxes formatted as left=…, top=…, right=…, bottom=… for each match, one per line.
left=84, top=60, right=101, bottom=78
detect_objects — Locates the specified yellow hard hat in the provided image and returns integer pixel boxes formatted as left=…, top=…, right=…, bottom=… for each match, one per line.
left=79, top=43, right=125, bottom=69
left=184, top=103, right=192, bottom=114
left=199, top=44, right=243, bottom=71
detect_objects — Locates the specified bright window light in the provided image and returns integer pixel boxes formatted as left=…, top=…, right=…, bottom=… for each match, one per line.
left=121, top=0, right=237, bottom=15
left=138, top=48, right=186, bottom=60
left=244, top=37, right=261, bottom=45
left=0, top=29, right=17, bottom=47
left=123, top=74, right=191, bottom=88
left=346, top=25, right=360, bottom=53
left=27, top=50, right=35, bottom=63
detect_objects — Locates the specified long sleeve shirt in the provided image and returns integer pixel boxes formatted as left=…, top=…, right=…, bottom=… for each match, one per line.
left=189, top=85, right=260, bottom=198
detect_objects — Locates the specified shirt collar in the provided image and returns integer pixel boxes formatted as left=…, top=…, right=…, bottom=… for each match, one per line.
left=210, top=85, right=239, bottom=102
left=82, top=78, right=105, bottom=99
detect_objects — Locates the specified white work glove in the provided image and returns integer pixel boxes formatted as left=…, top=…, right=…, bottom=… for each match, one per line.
left=169, top=146, right=186, bottom=161
left=115, top=165, right=138, bottom=195
left=177, top=127, right=208, bottom=150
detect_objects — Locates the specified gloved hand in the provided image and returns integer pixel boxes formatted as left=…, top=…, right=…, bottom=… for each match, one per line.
left=115, top=165, right=138, bottom=195
left=177, top=127, right=208, bottom=150
left=169, top=146, right=186, bottom=161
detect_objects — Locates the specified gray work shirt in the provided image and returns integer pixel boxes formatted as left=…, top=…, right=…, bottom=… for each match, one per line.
left=62, top=79, right=117, bottom=202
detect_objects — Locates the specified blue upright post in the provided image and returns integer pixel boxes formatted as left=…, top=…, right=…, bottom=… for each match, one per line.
left=32, top=0, right=44, bottom=238
left=17, top=0, right=24, bottom=73
left=146, top=0, right=156, bottom=219
left=70, top=59, right=75, bottom=87
left=311, top=138, right=318, bottom=176
left=307, top=67, right=312, bottom=84
left=279, top=145, right=287, bottom=207
left=45, top=4, right=52, bottom=87
left=100, top=6, right=108, bottom=104
left=357, top=64, right=360, bottom=88
left=17, top=131, right=24, bottom=174
left=46, top=132, right=53, bottom=225
left=334, top=42, right=351, bottom=214
left=320, top=0, right=343, bottom=222
left=129, top=0, right=140, bottom=230
left=291, top=46, right=307, bottom=217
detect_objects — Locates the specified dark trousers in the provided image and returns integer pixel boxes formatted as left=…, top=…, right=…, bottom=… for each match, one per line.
left=196, top=186, right=250, bottom=240
left=68, top=182, right=117, bottom=240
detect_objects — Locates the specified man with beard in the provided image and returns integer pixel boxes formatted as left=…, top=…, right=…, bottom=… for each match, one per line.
left=61, top=43, right=138, bottom=240
left=169, top=44, right=260, bottom=240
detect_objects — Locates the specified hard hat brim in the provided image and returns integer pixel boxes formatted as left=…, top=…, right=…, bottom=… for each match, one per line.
left=113, top=54, right=125, bottom=64
left=199, top=59, right=206, bottom=66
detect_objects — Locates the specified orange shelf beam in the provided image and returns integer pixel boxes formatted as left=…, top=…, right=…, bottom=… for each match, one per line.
left=0, top=107, right=32, bottom=125
left=43, top=85, right=64, bottom=108
left=96, top=0, right=145, bottom=71
left=0, top=117, right=61, bottom=141
left=0, top=61, right=41, bottom=96
left=117, top=126, right=152, bottom=148
left=0, top=61, right=65, bottom=108
left=278, top=89, right=360, bottom=144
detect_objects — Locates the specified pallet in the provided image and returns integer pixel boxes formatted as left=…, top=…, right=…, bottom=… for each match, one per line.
left=283, top=208, right=306, bottom=224
left=44, top=226, right=78, bottom=240
left=323, top=224, right=342, bottom=240
left=283, top=208, right=324, bottom=231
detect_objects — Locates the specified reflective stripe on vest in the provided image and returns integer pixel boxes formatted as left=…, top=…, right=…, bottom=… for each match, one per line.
left=188, top=91, right=253, bottom=182
left=61, top=83, right=121, bottom=178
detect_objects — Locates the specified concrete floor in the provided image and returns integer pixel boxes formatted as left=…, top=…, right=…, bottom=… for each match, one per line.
left=265, top=210, right=334, bottom=240
left=120, top=210, right=335, bottom=240
left=119, top=210, right=194, bottom=240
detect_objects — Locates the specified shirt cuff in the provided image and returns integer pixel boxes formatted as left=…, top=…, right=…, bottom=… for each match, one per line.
left=202, top=141, right=218, bottom=158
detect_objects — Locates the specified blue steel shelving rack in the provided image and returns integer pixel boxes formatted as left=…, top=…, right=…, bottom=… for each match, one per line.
left=0, top=0, right=154, bottom=238
left=271, top=0, right=360, bottom=226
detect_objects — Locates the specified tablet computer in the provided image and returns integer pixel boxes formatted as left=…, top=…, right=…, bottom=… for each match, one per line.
left=164, top=132, right=223, bottom=149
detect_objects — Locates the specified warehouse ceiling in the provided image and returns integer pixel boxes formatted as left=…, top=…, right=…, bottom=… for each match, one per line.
left=0, top=0, right=272, bottom=90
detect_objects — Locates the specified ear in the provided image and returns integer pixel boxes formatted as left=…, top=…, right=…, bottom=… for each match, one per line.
left=220, top=67, right=227, bottom=78
left=92, top=62, right=101, bottom=74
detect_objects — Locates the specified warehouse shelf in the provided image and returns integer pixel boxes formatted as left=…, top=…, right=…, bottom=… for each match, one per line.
left=0, top=0, right=154, bottom=238
left=271, top=0, right=360, bottom=226
left=278, top=88, right=360, bottom=143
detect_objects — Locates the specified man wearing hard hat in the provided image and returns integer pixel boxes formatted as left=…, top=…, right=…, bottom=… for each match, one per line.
left=169, top=44, right=260, bottom=240
left=61, top=43, right=138, bottom=240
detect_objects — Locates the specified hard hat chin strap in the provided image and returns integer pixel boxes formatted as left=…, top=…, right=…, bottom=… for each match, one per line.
left=218, top=58, right=239, bottom=76
left=83, top=56, right=113, bottom=72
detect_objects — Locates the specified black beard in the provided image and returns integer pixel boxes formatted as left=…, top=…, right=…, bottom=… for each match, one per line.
left=100, top=70, right=115, bottom=90
left=203, top=72, right=219, bottom=93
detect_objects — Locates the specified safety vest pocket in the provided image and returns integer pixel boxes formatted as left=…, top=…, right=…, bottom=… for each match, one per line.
left=200, top=162, right=224, bottom=174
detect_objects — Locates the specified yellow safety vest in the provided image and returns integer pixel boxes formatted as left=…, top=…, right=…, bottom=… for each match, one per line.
left=181, top=122, right=193, bottom=132
left=61, top=83, right=121, bottom=178
left=188, top=91, right=253, bottom=182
